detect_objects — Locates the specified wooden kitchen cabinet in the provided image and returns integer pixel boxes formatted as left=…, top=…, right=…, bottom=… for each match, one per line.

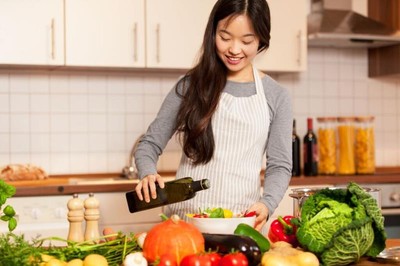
left=65, top=0, right=146, bottom=67
left=145, top=0, right=216, bottom=69
left=254, top=0, right=308, bottom=72
left=368, top=0, right=400, bottom=78
left=0, top=0, right=307, bottom=72
left=0, top=0, right=64, bottom=66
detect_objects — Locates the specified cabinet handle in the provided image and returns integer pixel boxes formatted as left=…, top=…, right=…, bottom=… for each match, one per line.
left=133, top=23, right=138, bottom=62
left=297, top=30, right=302, bottom=66
left=156, top=24, right=160, bottom=63
left=50, top=18, right=55, bottom=60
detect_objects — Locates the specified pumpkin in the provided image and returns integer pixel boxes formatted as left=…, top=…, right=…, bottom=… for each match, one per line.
left=142, top=214, right=205, bottom=264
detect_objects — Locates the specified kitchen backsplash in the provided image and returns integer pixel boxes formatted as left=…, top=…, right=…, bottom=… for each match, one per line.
left=0, top=47, right=399, bottom=175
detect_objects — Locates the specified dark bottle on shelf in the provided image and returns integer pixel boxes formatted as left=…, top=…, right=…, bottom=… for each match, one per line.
left=126, top=177, right=210, bottom=213
left=292, top=119, right=301, bottom=177
left=303, top=118, right=318, bottom=176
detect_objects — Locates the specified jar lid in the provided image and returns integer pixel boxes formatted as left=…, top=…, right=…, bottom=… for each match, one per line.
left=355, top=116, right=375, bottom=122
left=317, top=117, right=337, bottom=122
left=337, top=116, right=356, bottom=122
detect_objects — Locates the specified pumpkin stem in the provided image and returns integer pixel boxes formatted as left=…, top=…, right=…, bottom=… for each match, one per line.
left=159, top=213, right=169, bottom=221
left=170, top=214, right=181, bottom=224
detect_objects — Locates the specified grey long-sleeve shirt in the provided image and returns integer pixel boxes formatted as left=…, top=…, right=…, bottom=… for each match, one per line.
left=134, top=73, right=293, bottom=216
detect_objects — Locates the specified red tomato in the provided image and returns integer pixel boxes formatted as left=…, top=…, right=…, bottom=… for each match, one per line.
left=157, top=254, right=178, bottom=266
left=219, top=253, right=248, bottom=266
left=205, top=252, right=221, bottom=266
left=180, top=254, right=212, bottom=266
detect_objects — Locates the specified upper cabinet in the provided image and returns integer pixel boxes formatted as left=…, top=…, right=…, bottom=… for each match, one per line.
left=0, top=0, right=64, bottom=66
left=145, top=0, right=216, bottom=69
left=0, top=0, right=307, bottom=72
left=254, top=0, right=308, bottom=72
left=65, top=0, right=146, bottom=67
left=368, top=0, right=400, bottom=78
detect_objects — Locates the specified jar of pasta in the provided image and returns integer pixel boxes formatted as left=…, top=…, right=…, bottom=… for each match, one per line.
left=337, top=117, right=356, bottom=175
left=317, top=117, right=337, bottom=175
left=355, top=116, right=375, bottom=174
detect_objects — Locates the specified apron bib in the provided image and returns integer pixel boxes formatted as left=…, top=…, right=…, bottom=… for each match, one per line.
left=167, top=67, right=270, bottom=219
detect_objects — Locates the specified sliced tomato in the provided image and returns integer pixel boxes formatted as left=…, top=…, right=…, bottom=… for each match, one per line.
left=219, top=252, right=248, bottom=266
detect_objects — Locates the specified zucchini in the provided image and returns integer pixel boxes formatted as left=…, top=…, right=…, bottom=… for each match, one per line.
left=202, top=233, right=261, bottom=266
left=234, top=223, right=271, bottom=252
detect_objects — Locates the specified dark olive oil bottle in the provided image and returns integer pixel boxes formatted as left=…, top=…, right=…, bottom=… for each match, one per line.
left=303, top=118, right=318, bottom=176
left=126, top=177, right=210, bottom=213
left=292, top=119, right=301, bottom=176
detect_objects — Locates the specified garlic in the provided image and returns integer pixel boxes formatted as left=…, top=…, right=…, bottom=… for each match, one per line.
left=123, top=252, right=147, bottom=266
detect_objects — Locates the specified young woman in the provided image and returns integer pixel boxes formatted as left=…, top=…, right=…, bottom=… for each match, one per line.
left=134, top=0, right=292, bottom=231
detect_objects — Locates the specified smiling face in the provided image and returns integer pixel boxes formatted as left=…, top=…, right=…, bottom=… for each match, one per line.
left=215, top=14, right=260, bottom=81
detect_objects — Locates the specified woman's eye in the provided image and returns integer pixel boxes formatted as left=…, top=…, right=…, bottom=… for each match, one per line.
left=243, top=39, right=254, bottom=45
left=220, top=36, right=230, bottom=41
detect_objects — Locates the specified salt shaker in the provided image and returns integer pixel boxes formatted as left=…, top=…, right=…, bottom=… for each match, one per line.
left=67, top=194, right=84, bottom=242
left=84, top=193, right=100, bottom=243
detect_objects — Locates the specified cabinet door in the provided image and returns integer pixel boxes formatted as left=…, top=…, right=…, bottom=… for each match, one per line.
left=0, top=0, right=64, bottom=65
left=146, top=0, right=216, bottom=69
left=66, top=0, right=145, bottom=67
left=254, top=0, right=307, bottom=72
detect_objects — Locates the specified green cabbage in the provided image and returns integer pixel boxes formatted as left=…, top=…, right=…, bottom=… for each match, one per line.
left=295, top=182, right=387, bottom=266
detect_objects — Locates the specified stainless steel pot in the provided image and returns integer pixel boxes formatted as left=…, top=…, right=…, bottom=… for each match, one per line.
left=289, top=186, right=381, bottom=217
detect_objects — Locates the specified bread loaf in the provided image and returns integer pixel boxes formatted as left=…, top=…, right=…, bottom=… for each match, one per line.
left=0, top=164, right=48, bottom=181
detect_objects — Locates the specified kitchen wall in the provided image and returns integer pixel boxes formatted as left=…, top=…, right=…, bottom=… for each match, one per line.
left=0, top=47, right=399, bottom=175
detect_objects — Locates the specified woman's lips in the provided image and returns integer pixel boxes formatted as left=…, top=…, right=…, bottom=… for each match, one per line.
left=226, top=56, right=243, bottom=65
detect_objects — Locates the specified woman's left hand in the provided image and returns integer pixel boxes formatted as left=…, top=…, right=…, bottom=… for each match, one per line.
left=247, top=202, right=269, bottom=231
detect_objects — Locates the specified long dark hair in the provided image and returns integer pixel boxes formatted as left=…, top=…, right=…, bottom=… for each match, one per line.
left=175, top=0, right=271, bottom=165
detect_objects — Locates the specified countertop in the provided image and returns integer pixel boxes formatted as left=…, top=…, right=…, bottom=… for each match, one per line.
left=7, top=167, right=400, bottom=197
left=356, top=239, right=400, bottom=265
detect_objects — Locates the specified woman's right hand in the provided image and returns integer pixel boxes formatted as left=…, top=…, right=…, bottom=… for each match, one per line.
left=135, top=174, right=165, bottom=202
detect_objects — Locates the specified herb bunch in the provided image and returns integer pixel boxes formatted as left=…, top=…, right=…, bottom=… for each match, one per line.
left=0, top=180, right=17, bottom=231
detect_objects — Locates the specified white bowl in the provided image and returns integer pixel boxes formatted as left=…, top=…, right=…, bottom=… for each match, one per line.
left=188, top=216, right=256, bottom=234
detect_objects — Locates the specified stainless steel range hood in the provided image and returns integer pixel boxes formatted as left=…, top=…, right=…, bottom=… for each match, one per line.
left=308, top=0, right=400, bottom=48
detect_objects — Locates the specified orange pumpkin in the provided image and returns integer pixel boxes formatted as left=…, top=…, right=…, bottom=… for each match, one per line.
left=142, top=214, right=205, bottom=264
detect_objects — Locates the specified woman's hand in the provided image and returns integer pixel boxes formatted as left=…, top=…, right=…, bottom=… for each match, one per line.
left=247, top=202, right=269, bottom=231
left=135, top=174, right=165, bottom=202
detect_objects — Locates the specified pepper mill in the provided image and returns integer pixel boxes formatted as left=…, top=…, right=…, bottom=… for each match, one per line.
left=84, top=193, right=100, bottom=243
left=67, top=193, right=84, bottom=242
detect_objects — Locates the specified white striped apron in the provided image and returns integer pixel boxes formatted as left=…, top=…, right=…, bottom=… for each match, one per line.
left=166, top=66, right=270, bottom=219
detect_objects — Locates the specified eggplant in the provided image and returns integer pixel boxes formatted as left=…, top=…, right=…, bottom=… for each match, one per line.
left=202, top=233, right=262, bottom=266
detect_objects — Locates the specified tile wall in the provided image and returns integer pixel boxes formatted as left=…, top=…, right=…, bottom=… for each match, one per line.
left=0, top=47, right=399, bottom=175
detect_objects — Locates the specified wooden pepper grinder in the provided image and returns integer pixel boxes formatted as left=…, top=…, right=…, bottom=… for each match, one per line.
left=67, top=193, right=84, bottom=242
left=84, top=193, right=100, bottom=243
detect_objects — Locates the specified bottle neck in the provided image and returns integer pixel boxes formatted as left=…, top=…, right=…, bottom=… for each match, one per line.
left=191, top=179, right=210, bottom=192
left=292, top=120, right=297, bottom=135
left=307, top=118, right=313, bottom=131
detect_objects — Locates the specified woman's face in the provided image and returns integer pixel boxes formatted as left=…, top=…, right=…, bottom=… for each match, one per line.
left=215, top=14, right=260, bottom=80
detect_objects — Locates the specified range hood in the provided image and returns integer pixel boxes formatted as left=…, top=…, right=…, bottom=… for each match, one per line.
left=308, top=0, right=400, bottom=48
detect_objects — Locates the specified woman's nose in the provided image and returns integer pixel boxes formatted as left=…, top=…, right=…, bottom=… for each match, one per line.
left=228, top=42, right=241, bottom=55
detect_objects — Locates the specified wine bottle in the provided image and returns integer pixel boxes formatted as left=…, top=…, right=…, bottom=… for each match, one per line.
left=303, top=118, right=318, bottom=176
left=126, top=177, right=210, bottom=213
left=292, top=119, right=301, bottom=176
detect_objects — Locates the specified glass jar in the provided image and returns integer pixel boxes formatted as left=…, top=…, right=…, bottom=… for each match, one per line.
left=355, top=116, right=375, bottom=174
left=337, top=117, right=356, bottom=175
left=317, top=117, right=337, bottom=175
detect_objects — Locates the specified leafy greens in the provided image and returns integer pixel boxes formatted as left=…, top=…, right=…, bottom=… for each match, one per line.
left=0, top=180, right=17, bottom=231
left=295, top=182, right=386, bottom=266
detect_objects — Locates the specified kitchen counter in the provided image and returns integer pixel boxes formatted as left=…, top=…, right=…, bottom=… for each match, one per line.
left=8, top=167, right=400, bottom=197
left=356, top=239, right=400, bottom=265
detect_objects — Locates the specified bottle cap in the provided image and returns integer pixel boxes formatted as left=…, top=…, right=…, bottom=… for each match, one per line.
left=200, top=179, right=211, bottom=190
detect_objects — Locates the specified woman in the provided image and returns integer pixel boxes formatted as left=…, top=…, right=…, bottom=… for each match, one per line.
left=134, top=0, right=292, bottom=231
